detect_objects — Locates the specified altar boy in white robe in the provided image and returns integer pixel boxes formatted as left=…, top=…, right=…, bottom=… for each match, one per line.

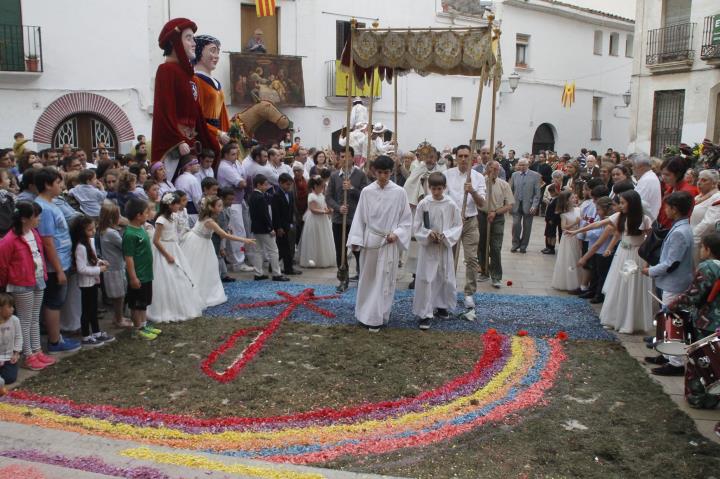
left=412, top=172, right=463, bottom=330
left=348, top=155, right=412, bottom=332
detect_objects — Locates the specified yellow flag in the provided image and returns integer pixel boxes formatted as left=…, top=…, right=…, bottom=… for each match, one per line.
left=561, top=81, right=575, bottom=108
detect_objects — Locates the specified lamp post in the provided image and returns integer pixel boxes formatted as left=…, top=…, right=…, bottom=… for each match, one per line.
left=622, top=89, right=631, bottom=107
left=508, top=72, right=520, bottom=92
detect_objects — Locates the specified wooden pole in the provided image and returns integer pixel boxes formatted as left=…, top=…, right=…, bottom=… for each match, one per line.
left=365, top=68, right=376, bottom=167
left=453, top=78, right=485, bottom=272
left=485, top=29, right=500, bottom=275
left=392, top=75, right=398, bottom=182
left=338, top=20, right=356, bottom=290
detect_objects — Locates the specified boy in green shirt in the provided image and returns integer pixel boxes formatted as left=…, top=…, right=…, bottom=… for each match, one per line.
left=122, top=197, right=159, bottom=340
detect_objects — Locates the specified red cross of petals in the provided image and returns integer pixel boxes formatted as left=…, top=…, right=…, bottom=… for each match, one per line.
left=201, top=289, right=339, bottom=383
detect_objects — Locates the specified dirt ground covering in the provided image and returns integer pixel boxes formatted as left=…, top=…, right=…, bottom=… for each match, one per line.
left=20, top=318, right=720, bottom=478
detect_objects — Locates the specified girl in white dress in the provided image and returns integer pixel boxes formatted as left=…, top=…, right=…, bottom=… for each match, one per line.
left=551, top=191, right=582, bottom=291
left=298, top=178, right=335, bottom=268
left=569, top=190, right=653, bottom=333
left=181, top=196, right=255, bottom=308
left=147, top=192, right=203, bottom=323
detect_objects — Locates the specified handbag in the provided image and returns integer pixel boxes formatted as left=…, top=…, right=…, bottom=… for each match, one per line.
left=638, top=220, right=669, bottom=266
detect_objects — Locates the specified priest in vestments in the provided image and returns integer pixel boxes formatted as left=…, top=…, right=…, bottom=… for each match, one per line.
left=347, top=155, right=412, bottom=331
left=151, top=18, right=219, bottom=181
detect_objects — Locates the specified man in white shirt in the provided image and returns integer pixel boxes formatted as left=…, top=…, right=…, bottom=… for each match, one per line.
left=296, top=147, right=313, bottom=180
left=194, top=150, right=215, bottom=182
left=443, top=145, right=486, bottom=309
left=631, top=152, right=662, bottom=222
left=267, top=148, right=292, bottom=187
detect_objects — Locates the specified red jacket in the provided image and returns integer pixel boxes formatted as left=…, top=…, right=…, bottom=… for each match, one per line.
left=0, top=229, right=48, bottom=287
left=657, top=180, right=698, bottom=228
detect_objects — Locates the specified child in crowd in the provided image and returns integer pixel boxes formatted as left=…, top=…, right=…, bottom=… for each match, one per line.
left=0, top=168, right=15, bottom=237
left=201, top=177, right=219, bottom=198
left=576, top=180, right=595, bottom=296
left=116, top=171, right=138, bottom=213
left=182, top=195, right=255, bottom=307
left=248, top=174, right=289, bottom=282
left=551, top=191, right=582, bottom=292
left=69, top=169, right=107, bottom=219
left=542, top=184, right=559, bottom=255
left=570, top=190, right=653, bottom=333
left=71, top=215, right=114, bottom=347
left=143, top=180, right=160, bottom=209
left=643, top=191, right=694, bottom=376
left=173, top=155, right=202, bottom=222
left=299, top=177, right=335, bottom=268
left=0, top=201, right=54, bottom=370
left=147, top=192, right=203, bottom=322
left=0, top=293, right=23, bottom=395
left=122, top=197, right=160, bottom=340
left=577, top=196, right=614, bottom=304
left=412, top=172, right=462, bottom=330
left=174, top=190, right=191, bottom=239
left=150, top=162, right=174, bottom=196
left=98, top=201, right=131, bottom=328
left=271, top=173, right=300, bottom=276
left=213, top=188, right=236, bottom=282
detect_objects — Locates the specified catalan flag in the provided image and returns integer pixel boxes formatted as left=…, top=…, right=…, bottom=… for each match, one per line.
left=256, top=0, right=276, bottom=17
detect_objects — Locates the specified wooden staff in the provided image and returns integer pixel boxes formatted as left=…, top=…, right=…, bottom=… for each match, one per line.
left=337, top=21, right=356, bottom=292
left=453, top=78, right=485, bottom=272
left=485, top=58, right=500, bottom=275
left=392, top=74, right=398, bottom=182
left=365, top=67, right=376, bottom=169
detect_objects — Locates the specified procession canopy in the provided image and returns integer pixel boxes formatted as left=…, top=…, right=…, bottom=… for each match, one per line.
left=340, top=26, right=497, bottom=87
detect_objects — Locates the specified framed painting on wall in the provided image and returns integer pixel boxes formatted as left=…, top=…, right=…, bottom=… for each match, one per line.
left=230, top=53, right=305, bottom=107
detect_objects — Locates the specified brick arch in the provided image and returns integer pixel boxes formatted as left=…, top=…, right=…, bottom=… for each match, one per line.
left=33, top=92, right=135, bottom=144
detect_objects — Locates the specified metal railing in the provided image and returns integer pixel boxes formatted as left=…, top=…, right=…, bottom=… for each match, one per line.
left=646, top=22, right=695, bottom=65
left=591, top=120, right=602, bottom=141
left=701, top=15, right=720, bottom=60
left=0, top=24, right=43, bottom=72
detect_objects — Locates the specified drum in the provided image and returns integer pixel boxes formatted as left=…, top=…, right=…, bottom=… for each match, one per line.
left=687, top=334, right=720, bottom=395
left=654, top=310, right=692, bottom=356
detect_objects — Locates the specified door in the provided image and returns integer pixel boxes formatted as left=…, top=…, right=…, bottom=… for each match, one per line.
left=0, top=0, right=23, bottom=71
left=241, top=4, right=278, bottom=54
left=532, top=123, right=555, bottom=154
left=53, top=114, right=117, bottom=158
left=651, top=90, right=685, bottom=157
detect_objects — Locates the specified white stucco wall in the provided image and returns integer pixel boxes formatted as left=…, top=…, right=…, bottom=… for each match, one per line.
left=629, top=0, right=720, bottom=154
left=1, top=0, right=632, bottom=157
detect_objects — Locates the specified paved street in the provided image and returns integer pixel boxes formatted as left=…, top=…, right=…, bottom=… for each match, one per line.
left=2, top=216, right=718, bottom=478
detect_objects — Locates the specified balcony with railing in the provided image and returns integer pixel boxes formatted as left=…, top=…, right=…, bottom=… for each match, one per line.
left=646, top=22, right=695, bottom=73
left=0, top=24, right=43, bottom=73
left=591, top=120, right=602, bottom=141
left=701, top=15, right=720, bottom=65
left=325, top=59, right=381, bottom=103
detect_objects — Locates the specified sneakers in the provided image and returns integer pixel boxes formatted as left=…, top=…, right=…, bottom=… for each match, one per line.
left=144, top=324, right=162, bottom=335
left=492, top=279, right=502, bottom=289
left=94, top=331, right=115, bottom=344
left=47, top=335, right=81, bottom=355
left=435, top=308, right=450, bottom=320
left=136, top=328, right=158, bottom=341
left=368, top=327, right=381, bottom=333
left=24, top=354, right=48, bottom=371
left=419, top=318, right=431, bottom=330
left=82, top=336, right=104, bottom=349
left=254, top=275, right=269, bottom=281
left=237, top=264, right=256, bottom=272
left=477, top=274, right=490, bottom=282
left=464, top=295, right=475, bottom=309
left=36, top=352, right=56, bottom=366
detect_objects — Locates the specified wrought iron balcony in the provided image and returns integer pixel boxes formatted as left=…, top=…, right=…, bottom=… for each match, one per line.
left=0, top=24, right=43, bottom=72
left=646, top=22, right=695, bottom=68
left=701, top=15, right=720, bottom=62
left=591, top=120, right=602, bottom=141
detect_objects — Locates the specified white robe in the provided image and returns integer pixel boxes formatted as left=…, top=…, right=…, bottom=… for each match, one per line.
left=339, top=130, right=367, bottom=158
left=347, top=181, right=412, bottom=327
left=411, top=195, right=463, bottom=318
left=350, top=103, right=368, bottom=130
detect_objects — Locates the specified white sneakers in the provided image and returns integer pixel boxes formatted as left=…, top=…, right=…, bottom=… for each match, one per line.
left=464, top=295, right=475, bottom=309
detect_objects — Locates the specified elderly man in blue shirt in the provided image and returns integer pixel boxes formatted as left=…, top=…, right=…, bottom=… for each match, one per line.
left=642, top=191, right=695, bottom=376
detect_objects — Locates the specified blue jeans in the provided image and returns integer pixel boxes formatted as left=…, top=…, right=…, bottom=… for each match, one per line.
left=0, top=361, right=18, bottom=387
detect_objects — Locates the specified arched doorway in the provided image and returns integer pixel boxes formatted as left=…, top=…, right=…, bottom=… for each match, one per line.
left=33, top=92, right=135, bottom=154
left=532, top=123, right=555, bottom=154
left=52, top=114, right=118, bottom=158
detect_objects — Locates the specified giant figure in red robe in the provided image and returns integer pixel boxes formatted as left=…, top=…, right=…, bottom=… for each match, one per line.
left=151, top=18, right=219, bottom=180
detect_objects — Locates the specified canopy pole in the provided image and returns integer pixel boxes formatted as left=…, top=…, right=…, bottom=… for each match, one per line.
left=454, top=78, right=485, bottom=272
left=365, top=68, right=376, bottom=170
left=337, top=19, right=356, bottom=293
left=392, top=74, right=398, bottom=182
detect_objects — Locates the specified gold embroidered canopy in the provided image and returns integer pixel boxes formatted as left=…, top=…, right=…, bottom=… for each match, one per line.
left=341, top=26, right=499, bottom=86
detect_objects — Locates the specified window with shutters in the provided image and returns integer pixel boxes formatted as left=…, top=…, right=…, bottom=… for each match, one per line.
left=515, top=34, right=530, bottom=67
left=593, top=30, right=603, bottom=55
